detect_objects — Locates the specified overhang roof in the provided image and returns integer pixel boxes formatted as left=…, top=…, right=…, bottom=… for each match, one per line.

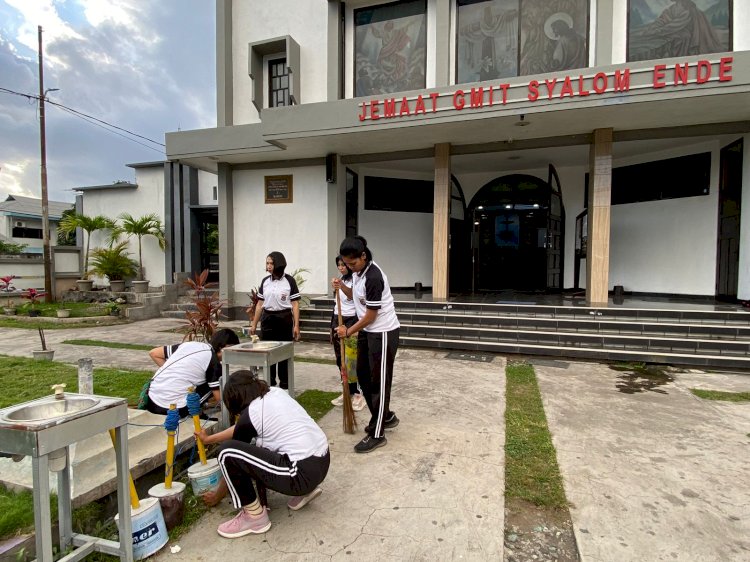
left=72, top=181, right=137, bottom=192
left=0, top=195, right=72, bottom=220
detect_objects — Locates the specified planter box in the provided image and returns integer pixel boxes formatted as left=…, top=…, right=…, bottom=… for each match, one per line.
left=32, top=350, right=55, bottom=361
left=76, top=280, right=94, bottom=291
left=3, top=307, right=16, bottom=316
left=56, top=309, right=71, bottom=318
left=109, top=280, right=126, bottom=292
left=131, top=280, right=150, bottom=294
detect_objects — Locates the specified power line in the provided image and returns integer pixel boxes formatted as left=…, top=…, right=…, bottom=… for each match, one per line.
left=0, top=86, right=166, bottom=148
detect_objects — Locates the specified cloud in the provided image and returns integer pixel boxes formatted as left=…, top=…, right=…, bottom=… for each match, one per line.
left=0, top=0, right=215, bottom=203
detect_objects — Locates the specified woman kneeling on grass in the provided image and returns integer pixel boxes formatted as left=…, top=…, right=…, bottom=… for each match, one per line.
left=195, top=370, right=330, bottom=538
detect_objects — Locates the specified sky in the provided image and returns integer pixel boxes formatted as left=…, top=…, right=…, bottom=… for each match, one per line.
left=0, top=0, right=215, bottom=204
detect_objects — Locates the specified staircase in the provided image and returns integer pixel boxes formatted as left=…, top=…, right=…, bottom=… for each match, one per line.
left=300, top=297, right=750, bottom=369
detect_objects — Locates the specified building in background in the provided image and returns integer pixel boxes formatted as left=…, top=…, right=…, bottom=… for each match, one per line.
left=0, top=194, right=72, bottom=254
left=165, top=0, right=750, bottom=312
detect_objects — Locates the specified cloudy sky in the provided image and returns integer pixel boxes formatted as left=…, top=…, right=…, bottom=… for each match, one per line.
left=0, top=0, right=215, bottom=204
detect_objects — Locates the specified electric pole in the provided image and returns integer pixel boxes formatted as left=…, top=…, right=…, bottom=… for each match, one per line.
left=38, top=25, right=53, bottom=303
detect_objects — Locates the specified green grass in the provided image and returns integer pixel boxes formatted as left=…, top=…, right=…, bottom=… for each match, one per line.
left=689, top=388, right=750, bottom=402
left=0, top=485, right=58, bottom=540
left=0, top=355, right=152, bottom=409
left=62, top=339, right=153, bottom=351
left=296, top=389, right=339, bottom=421
left=505, top=362, right=567, bottom=508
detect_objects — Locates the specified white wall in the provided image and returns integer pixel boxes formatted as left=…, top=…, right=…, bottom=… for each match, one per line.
left=232, top=165, right=331, bottom=298
left=198, top=170, right=218, bottom=206
left=81, top=170, right=166, bottom=287
left=232, top=0, right=330, bottom=125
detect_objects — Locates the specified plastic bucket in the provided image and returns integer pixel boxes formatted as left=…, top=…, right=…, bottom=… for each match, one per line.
left=187, top=458, right=223, bottom=496
left=114, top=497, right=168, bottom=560
left=148, top=482, right=186, bottom=531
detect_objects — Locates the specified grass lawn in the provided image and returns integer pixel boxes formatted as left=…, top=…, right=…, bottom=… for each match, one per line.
left=0, top=355, right=152, bottom=409
left=505, top=361, right=568, bottom=508
left=689, top=388, right=750, bottom=402
left=62, top=339, right=154, bottom=351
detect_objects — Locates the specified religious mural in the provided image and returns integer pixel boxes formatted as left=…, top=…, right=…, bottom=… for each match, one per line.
left=628, top=0, right=731, bottom=61
left=519, top=0, right=589, bottom=76
left=354, top=0, right=427, bottom=97
left=456, top=0, right=520, bottom=84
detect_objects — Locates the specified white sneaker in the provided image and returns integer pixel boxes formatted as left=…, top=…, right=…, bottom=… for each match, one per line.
left=351, top=393, right=366, bottom=411
left=331, top=393, right=345, bottom=406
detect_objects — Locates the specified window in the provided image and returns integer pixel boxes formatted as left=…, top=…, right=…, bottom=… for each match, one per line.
left=456, top=0, right=590, bottom=84
left=12, top=226, right=43, bottom=239
left=364, top=176, right=433, bottom=213
left=212, top=185, right=218, bottom=201
left=627, top=0, right=731, bottom=62
left=268, top=57, right=290, bottom=107
left=354, top=0, right=427, bottom=96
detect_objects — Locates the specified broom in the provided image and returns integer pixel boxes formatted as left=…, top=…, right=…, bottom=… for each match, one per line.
left=337, top=290, right=356, bottom=434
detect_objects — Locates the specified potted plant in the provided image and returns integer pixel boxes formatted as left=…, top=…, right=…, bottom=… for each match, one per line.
left=23, top=288, right=45, bottom=317
left=1, top=275, right=17, bottom=315
left=56, top=302, right=71, bottom=318
left=87, top=242, right=138, bottom=293
left=109, top=213, right=165, bottom=293
left=58, top=213, right=115, bottom=291
left=103, top=301, right=121, bottom=316
left=33, top=327, right=54, bottom=361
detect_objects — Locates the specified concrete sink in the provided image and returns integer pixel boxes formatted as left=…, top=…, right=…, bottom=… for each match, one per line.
left=2, top=397, right=99, bottom=423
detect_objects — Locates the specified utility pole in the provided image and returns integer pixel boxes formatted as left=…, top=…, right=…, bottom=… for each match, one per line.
left=38, top=25, right=53, bottom=303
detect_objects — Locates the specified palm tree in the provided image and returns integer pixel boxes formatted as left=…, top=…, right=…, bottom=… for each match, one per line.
left=110, top=213, right=166, bottom=281
left=57, top=213, right=114, bottom=279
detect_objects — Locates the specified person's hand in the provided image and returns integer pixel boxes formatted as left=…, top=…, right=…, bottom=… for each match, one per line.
left=336, top=325, right=348, bottom=338
left=250, top=325, right=257, bottom=336
left=195, top=429, right=211, bottom=445
left=201, top=479, right=228, bottom=507
left=293, top=325, right=300, bottom=341
left=331, top=278, right=341, bottom=290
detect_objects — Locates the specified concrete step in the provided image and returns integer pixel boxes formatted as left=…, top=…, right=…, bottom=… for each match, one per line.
left=0, top=409, right=217, bottom=507
left=161, top=310, right=188, bottom=319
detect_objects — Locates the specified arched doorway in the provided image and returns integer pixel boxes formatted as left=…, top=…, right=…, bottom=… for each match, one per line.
left=469, top=166, right=564, bottom=292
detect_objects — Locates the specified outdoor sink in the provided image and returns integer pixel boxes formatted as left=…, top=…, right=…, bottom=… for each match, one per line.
left=2, top=396, right=100, bottom=423
left=250, top=341, right=282, bottom=350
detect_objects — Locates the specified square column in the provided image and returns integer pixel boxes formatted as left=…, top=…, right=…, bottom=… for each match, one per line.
left=586, top=129, right=613, bottom=306
left=218, top=162, right=235, bottom=306
left=433, top=143, right=451, bottom=299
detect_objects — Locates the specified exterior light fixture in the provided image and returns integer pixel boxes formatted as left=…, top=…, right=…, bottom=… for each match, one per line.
left=515, top=114, right=530, bottom=127
left=505, top=204, right=512, bottom=209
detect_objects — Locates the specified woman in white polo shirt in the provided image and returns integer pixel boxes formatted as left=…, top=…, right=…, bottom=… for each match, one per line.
left=250, top=251, right=300, bottom=390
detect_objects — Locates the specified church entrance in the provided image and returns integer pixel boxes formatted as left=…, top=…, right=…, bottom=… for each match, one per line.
left=469, top=166, right=564, bottom=292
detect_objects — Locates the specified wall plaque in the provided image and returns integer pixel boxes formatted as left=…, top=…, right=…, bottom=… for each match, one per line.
left=264, top=175, right=293, bottom=204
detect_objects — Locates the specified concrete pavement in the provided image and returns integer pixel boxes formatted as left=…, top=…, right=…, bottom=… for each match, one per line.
left=0, top=319, right=748, bottom=560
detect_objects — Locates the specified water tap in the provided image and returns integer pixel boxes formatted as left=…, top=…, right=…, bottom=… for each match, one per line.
left=51, top=383, right=66, bottom=399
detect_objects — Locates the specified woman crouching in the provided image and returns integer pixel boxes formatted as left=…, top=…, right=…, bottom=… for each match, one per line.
left=195, top=370, right=330, bottom=538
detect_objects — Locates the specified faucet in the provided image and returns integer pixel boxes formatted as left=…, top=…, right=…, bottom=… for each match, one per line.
left=51, top=383, right=66, bottom=399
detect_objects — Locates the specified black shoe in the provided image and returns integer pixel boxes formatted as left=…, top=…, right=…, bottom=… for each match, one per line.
left=365, top=413, right=400, bottom=434
left=354, top=435, right=387, bottom=454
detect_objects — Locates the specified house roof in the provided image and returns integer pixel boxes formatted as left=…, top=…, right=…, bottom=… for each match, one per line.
left=0, top=195, right=73, bottom=220
left=72, top=181, right=137, bottom=192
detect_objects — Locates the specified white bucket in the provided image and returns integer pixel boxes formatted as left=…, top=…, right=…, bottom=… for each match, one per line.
left=115, top=497, right=168, bottom=560
left=187, top=458, right=223, bottom=496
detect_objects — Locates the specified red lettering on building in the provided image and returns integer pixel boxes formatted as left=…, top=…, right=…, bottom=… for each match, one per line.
left=430, top=92, right=439, bottom=112
left=719, top=57, right=733, bottom=82
left=453, top=90, right=466, bottom=110
left=358, top=102, right=367, bottom=121
left=696, top=60, right=711, bottom=83
left=653, top=64, right=667, bottom=88
left=613, top=69, right=630, bottom=92
left=528, top=80, right=539, bottom=101
left=498, top=84, right=509, bottom=104
left=470, top=87, right=484, bottom=108
left=399, top=97, right=411, bottom=116
left=544, top=78, right=557, bottom=100
left=577, top=75, right=590, bottom=96
left=674, top=63, right=689, bottom=86
left=371, top=99, right=380, bottom=120
left=593, top=72, right=608, bottom=94
left=383, top=98, right=397, bottom=118
left=414, top=95, right=426, bottom=115
left=560, top=76, right=574, bottom=98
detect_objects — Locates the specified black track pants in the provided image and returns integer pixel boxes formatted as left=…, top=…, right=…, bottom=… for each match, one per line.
left=357, top=328, right=399, bottom=438
left=260, top=309, right=294, bottom=388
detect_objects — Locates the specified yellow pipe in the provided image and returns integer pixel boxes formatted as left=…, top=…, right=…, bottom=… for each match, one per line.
left=188, top=386, right=208, bottom=465
left=108, top=429, right=140, bottom=510
left=165, top=404, right=176, bottom=489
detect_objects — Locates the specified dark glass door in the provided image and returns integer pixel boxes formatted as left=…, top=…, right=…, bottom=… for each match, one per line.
left=546, top=165, right=564, bottom=291
left=716, top=139, right=743, bottom=299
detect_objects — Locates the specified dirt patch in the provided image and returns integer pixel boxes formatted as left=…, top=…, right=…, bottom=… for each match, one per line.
left=504, top=498, right=579, bottom=561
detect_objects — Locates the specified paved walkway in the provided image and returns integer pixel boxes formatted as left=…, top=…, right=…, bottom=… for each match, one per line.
left=1, top=319, right=748, bottom=561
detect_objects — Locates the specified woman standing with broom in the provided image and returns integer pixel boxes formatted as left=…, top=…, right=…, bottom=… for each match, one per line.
left=330, top=255, right=366, bottom=412
left=334, top=236, right=400, bottom=453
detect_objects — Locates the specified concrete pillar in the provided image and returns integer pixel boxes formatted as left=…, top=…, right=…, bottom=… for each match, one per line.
left=433, top=143, right=451, bottom=299
left=736, top=135, right=750, bottom=300
left=217, top=0, right=233, bottom=127
left=434, top=0, right=451, bottom=87
left=594, top=0, right=614, bottom=66
left=218, top=163, right=235, bottom=307
left=586, top=129, right=613, bottom=306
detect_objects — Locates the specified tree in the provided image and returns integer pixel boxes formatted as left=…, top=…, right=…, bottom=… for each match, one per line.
left=57, top=208, right=76, bottom=246
left=110, top=213, right=166, bottom=281
left=57, top=213, right=114, bottom=279
left=0, top=240, right=27, bottom=255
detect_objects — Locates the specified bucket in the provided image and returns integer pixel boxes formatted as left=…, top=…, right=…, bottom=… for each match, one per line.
left=115, top=497, right=168, bottom=560
left=187, top=458, right=223, bottom=496
left=148, top=482, right=186, bottom=531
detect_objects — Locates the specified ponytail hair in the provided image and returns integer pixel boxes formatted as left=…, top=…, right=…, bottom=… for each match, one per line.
left=339, top=235, right=373, bottom=262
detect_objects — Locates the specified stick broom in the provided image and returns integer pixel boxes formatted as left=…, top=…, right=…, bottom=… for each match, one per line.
left=337, top=290, right=356, bottom=434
